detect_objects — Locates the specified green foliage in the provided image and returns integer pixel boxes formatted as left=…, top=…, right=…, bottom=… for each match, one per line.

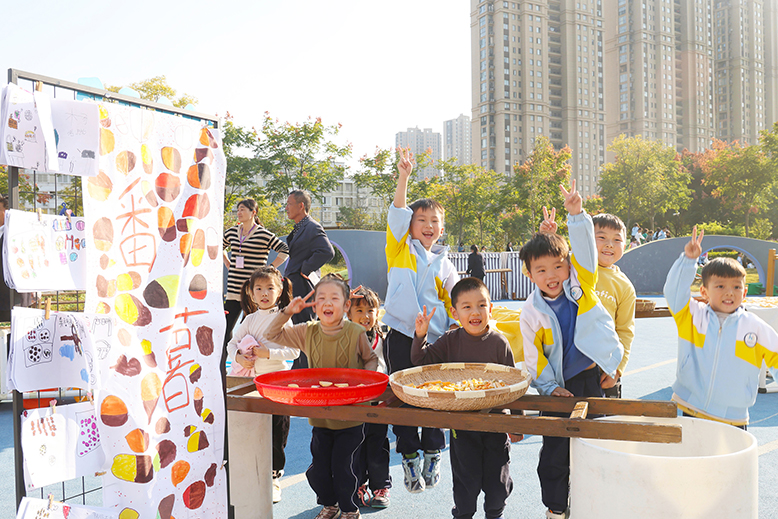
left=503, top=136, right=571, bottom=241
left=0, top=165, right=50, bottom=207
left=699, top=139, right=775, bottom=237
left=256, top=115, right=351, bottom=203
left=353, top=147, right=435, bottom=208
left=337, top=206, right=372, bottom=229
left=597, top=135, right=690, bottom=230
left=106, top=76, right=197, bottom=108
left=221, top=118, right=264, bottom=221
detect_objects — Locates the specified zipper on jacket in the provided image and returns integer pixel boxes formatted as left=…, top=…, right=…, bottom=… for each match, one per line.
left=704, top=315, right=726, bottom=409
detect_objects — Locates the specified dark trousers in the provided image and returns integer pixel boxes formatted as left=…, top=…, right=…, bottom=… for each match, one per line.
left=287, top=272, right=315, bottom=369
left=599, top=367, right=622, bottom=398
left=223, top=299, right=242, bottom=352
left=450, top=429, right=513, bottom=519
left=358, top=422, right=392, bottom=490
left=272, top=414, right=290, bottom=473
left=385, top=329, right=446, bottom=454
left=307, top=425, right=365, bottom=513
left=538, top=366, right=603, bottom=513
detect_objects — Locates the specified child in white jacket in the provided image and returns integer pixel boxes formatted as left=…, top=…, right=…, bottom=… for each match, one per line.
left=225, top=266, right=299, bottom=503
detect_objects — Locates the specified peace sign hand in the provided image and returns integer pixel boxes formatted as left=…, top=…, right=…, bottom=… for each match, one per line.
left=284, top=290, right=316, bottom=315
left=684, top=225, right=704, bottom=260
left=396, top=147, right=414, bottom=179
left=414, top=305, right=437, bottom=338
left=539, top=206, right=558, bottom=233
left=560, top=179, right=582, bottom=216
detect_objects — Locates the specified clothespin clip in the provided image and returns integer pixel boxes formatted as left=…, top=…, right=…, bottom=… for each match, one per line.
left=37, top=208, right=42, bottom=222
left=47, top=493, right=54, bottom=509
left=65, top=209, right=72, bottom=223
left=94, top=471, right=106, bottom=477
left=87, top=390, right=94, bottom=404
left=49, top=399, right=56, bottom=414
left=44, top=298, right=51, bottom=320
left=35, top=81, right=44, bottom=93
left=220, top=460, right=228, bottom=469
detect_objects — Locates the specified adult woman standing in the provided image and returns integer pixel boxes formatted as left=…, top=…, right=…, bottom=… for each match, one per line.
left=223, top=199, right=289, bottom=351
left=466, top=244, right=485, bottom=282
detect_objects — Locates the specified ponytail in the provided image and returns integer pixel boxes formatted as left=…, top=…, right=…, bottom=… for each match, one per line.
left=277, top=275, right=293, bottom=311
left=240, top=278, right=258, bottom=315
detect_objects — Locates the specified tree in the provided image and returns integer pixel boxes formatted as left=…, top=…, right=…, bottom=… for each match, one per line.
left=700, top=139, right=775, bottom=237
left=256, top=114, right=351, bottom=204
left=106, top=76, right=197, bottom=108
left=352, top=146, right=436, bottom=207
left=431, top=159, right=486, bottom=246
left=221, top=117, right=264, bottom=220
left=503, top=136, right=571, bottom=240
left=0, top=165, right=53, bottom=207
left=337, top=206, right=372, bottom=229
left=597, top=135, right=689, bottom=230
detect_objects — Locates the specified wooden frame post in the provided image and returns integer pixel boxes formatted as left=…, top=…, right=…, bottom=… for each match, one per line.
left=767, top=249, right=775, bottom=297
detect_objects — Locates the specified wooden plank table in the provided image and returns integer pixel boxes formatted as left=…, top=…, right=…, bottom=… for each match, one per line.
left=227, top=381, right=681, bottom=443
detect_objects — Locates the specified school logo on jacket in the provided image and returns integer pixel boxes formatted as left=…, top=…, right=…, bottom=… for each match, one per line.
left=570, top=286, right=583, bottom=301
left=744, top=332, right=757, bottom=348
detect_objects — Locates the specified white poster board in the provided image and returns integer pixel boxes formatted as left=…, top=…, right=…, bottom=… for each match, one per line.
left=16, top=497, right=117, bottom=519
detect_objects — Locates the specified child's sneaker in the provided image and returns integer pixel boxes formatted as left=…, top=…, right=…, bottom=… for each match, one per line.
left=545, top=509, right=569, bottom=519
left=356, top=484, right=371, bottom=507
left=370, top=488, right=390, bottom=508
left=422, top=450, right=441, bottom=487
left=340, top=511, right=361, bottom=519
left=401, top=455, right=426, bottom=493
left=272, top=470, right=282, bottom=503
left=314, top=505, right=341, bottom=519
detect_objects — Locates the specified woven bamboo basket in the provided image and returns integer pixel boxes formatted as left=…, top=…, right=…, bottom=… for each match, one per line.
left=389, top=362, right=531, bottom=411
left=635, top=299, right=656, bottom=313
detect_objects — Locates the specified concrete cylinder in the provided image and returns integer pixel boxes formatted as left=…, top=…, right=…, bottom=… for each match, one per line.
left=228, top=406, right=273, bottom=519
left=570, top=416, right=758, bottom=519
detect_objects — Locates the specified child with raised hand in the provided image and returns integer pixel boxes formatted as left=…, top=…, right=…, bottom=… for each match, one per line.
left=225, top=266, right=299, bottom=503
left=664, top=226, right=778, bottom=428
left=540, top=209, right=635, bottom=397
left=383, top=147, right=459, bottom=494
left=412, top=277, right=515, bottom=519
left=265, top=274, right=378, bottom=519
left=520, top=180, right=623, bottom=519
left=348, top=286, right=392, bottom=509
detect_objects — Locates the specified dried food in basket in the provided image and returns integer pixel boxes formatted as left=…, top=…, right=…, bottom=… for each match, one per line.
left=390, top=362, right=531, bottom=411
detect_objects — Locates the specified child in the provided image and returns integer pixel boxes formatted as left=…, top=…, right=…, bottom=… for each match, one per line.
left=225, top=266, right=299, bottom=503
left=265, top=274, right=378, bottom=519
left=348, top=286, right=391, bottom=509
left=412, top=277, right=515, bottom=519
left=519, top=181, right=623, bottom=519
left=383, top=147, right=459, bottom=493
left=664, top=226, right=778, bottom=428
left=540, top=211, right=635, bottom=397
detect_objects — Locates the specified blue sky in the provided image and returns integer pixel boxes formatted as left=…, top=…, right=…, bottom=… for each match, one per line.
left=1, top=0, right=471, bottom=170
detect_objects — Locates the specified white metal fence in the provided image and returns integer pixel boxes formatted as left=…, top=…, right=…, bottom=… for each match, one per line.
left=448, top=252, right=534, bottom=300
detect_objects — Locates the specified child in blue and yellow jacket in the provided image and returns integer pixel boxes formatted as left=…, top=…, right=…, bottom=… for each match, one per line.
left=519, top=181, right=623, bottom=519
left=665, top=226, right=778, bottom=428
left=383, top=148, right=459, bottom=494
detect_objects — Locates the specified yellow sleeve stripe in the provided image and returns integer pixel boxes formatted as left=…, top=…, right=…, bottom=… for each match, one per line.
left=532, top=328, right=552, bottom=376
left=435, top=276, right=455, bottom=319
left=735, top=340, right=778, bottom=369
left=386, top=224, right=416, bottom=272
left=672, top=302, right=706, bottom=348
left=570, top=254, right=597, bottom=314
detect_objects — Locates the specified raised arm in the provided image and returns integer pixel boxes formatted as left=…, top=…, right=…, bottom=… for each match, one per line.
left=393, top=147, right=414, bottom=209
left=664, top=226, right=703, bottom=314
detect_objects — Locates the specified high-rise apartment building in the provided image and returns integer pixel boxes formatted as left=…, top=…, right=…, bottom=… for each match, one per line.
left=443, top=114, right=473, bottom=166
left=604, top=0, right=777, bottom=152
left=395, top=127, right=442, bottom=178
left=470, top=0, right=606, bottom=198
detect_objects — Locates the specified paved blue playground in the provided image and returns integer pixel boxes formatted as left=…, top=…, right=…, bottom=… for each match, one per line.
left=2, top=297, right=778, bottom=518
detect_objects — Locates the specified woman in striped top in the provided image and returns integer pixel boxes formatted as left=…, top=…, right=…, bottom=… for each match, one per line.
left=223, top=199, right=289, bottom=351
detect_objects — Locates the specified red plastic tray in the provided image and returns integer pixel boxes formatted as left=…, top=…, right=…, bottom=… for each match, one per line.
left=254, top=368, right=389, bottom=406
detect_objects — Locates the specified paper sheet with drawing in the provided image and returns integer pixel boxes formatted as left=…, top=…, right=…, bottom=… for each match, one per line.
left=0, top=84, right=50, bottom=170
left=7, top=307, right=97, bottom=392
left=3, top=209, right=88, bottom=292
left=16, top=496, right=117, bottom=519
left=50, top=98, right=99, bottom=176
left=21, top=401, right=106, bottom=490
